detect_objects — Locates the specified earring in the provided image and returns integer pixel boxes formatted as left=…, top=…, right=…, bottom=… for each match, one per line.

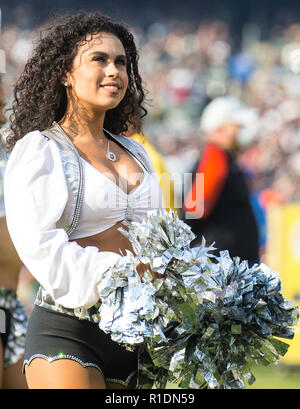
left=64, top=81, right=69, bottom=87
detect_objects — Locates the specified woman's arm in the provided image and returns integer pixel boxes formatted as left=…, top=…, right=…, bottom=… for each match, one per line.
left=4, top=131, right=121, bottom=309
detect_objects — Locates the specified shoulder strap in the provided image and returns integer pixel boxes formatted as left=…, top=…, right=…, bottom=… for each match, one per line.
left=41, top=122, right=84, bottom=236
left=103, top=129, right=152, bottom=173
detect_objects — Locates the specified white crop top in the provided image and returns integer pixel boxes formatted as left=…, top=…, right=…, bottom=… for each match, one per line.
left=70, top=155, right=163, bottom=239
left=4, top=131, right=164, bottom=309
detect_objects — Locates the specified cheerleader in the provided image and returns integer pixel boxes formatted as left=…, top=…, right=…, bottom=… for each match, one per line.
left=4, top=12, right=163, bottom=389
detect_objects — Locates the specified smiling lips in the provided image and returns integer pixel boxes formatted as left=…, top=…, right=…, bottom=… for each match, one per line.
left=100, top=82, right=121, bottom=93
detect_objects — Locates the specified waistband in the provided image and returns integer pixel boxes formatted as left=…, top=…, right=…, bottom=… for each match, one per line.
left=34, top=286, right=101, bottom=323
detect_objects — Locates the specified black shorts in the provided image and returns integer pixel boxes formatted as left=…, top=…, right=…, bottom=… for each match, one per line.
left=23, top=305, right=139, bottom=387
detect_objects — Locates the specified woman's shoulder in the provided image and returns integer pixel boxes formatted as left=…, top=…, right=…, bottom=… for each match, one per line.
left=11, top=129, right=60, bottom=154
left=7, top=129, right=62, bottom=169
left=13, top=130, right=51, bottom=150
left=5, top=128, right=68, bottom=192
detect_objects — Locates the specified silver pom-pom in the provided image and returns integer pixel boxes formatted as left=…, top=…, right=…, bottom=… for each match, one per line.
left=97, top=251, right=159, bottom=346
left=97, top=210, right=299, bottom=389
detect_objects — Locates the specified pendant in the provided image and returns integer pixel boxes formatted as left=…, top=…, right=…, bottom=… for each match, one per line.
left=107, top=151, right=117, bottom=162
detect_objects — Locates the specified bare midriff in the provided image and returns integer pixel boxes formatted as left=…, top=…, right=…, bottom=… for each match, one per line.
left=70, top=219, right=133, bottom=255
left=71, top=220, right=156, bottom=281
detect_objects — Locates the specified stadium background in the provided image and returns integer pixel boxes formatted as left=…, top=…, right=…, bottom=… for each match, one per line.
left=1, top=0, right=300, bottom=388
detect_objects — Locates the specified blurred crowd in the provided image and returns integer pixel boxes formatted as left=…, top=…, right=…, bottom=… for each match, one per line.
left=2, top=15, right=300, bottom=197
left=137, top=20, right=300, bottom=204
left=2, top=9, right=300, bottom=307
left=136, top=18, right=300, bottom=256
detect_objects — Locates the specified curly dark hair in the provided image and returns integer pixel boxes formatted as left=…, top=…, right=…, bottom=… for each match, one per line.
left=7, top=11, right=147, bottom=150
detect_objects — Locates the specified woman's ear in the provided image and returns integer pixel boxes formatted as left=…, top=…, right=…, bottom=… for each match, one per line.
left=62, top=72, right=72, bottom=88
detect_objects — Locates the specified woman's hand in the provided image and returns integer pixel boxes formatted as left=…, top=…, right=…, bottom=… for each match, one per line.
left=136, top=261, right=161, bottom=282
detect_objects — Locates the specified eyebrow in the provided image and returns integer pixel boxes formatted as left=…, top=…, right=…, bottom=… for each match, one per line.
left=89, top=51, right=127, bottom=61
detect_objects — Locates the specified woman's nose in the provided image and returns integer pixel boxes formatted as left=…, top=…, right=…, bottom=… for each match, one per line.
left=106, top=62, right=119, bottom=77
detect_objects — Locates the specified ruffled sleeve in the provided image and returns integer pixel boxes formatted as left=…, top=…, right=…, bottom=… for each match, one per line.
left=4, top=131, right=122, bottom=309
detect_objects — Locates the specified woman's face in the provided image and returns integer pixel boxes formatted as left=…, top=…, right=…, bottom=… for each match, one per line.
left=66, top=32, right=129, bottom=114
left=0, top=87, right=6, bottom=127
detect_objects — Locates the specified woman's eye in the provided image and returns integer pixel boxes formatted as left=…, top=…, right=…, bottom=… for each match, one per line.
left=93, top=56, right=106, bottom=63
left=116, top=58, right=126, bottom=66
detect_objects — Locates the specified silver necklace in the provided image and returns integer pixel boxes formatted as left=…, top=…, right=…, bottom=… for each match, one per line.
left=61, top=125, right=117, bottom=162
left=106, top=139, right=117, bottom=162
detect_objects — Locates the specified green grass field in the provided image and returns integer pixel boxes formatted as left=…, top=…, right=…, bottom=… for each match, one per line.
left=165, top=364, right=300, bottom=389
left=247, top=364, right=300, bottom=389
